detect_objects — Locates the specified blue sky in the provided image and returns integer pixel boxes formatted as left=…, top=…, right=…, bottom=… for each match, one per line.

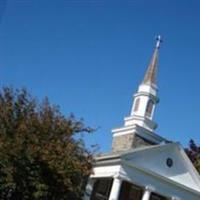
left=0, top=0, right=200, bottom=152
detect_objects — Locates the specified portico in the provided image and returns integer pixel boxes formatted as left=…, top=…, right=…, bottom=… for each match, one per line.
left=87, top=177, right=169, bottom=200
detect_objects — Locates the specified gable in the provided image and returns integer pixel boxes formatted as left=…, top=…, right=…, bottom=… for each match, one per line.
left=122, top=143, right=200, bottom=192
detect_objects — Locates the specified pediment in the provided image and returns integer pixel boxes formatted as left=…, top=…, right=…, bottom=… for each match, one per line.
left=121, top=143, right=200, bottom=192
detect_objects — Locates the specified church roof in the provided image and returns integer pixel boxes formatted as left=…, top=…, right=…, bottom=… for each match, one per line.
left=142, top=35, right=162, bottom=87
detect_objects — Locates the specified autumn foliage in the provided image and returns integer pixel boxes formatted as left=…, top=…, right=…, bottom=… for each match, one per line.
left=0, top=87, right=93, bottom=200
left=185, top=139, right=200, bottom=174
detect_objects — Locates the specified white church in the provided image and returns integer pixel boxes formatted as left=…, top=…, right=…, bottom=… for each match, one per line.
left=83, top=37, right=200, bottom=200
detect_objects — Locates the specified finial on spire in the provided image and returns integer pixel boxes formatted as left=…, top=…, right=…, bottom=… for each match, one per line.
left=155, top=35, right=162, bottom=49
left=142, top=35, right=162, bottom=87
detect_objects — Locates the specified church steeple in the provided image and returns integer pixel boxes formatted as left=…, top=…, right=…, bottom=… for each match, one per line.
left=129, top=36, right=162, bottom=124
left=112, top=36, right=166, bottom=152
left=129, top=36, right=162, bottom=121
left=142, top=35, right=162, bottom=87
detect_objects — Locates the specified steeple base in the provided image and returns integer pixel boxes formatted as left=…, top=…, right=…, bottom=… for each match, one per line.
left=111, top=124, right=168, bottom=152
left=112, top=133, right=153, bottom=152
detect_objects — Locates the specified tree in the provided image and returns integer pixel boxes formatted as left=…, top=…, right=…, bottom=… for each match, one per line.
left=0, top=87, right=94, bottom=200
left=185, top=139, right=200, bottom=173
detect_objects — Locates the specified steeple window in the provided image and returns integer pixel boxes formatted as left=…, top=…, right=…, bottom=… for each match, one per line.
left=146, top=99, right=154, bottom=118
left=134, top=98, right=140, bottom=112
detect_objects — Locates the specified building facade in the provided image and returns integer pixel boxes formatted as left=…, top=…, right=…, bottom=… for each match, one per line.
left=83, top=37, right=200, bottom=200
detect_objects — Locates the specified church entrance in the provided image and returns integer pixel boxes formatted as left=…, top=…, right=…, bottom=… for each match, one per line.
left=90, top=179, right=169, bottom=200
left=119, top=181, right=169, bottom=200
left=118, top=181, right=169, bottom=200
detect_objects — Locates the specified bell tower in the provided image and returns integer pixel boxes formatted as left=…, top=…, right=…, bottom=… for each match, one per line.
left=112, top=36, right=167, bottom=152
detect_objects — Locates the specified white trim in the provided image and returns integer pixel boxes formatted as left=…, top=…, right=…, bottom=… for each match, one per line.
left=112, top=124, right=137, bottom=133
left=112, top=131, right=134, bottom=137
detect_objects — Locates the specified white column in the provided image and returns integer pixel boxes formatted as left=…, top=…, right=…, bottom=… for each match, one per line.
left=141, top=187, right=152, bottom=200
left=83, top=178, right=95, bottom=200
left=108, top=177, right=122, bottom=200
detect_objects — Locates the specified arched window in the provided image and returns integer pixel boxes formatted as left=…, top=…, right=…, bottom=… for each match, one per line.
left=134, top=98, right=140, bottom=112
left=146, top=99, right=154, bottom=117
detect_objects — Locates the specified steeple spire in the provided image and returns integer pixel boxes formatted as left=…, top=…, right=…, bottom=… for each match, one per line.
left=142, top=35, right=162, bottom=87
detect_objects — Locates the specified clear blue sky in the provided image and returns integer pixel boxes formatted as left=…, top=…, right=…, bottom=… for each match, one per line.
left=0, top=0, right=200, bottom=152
